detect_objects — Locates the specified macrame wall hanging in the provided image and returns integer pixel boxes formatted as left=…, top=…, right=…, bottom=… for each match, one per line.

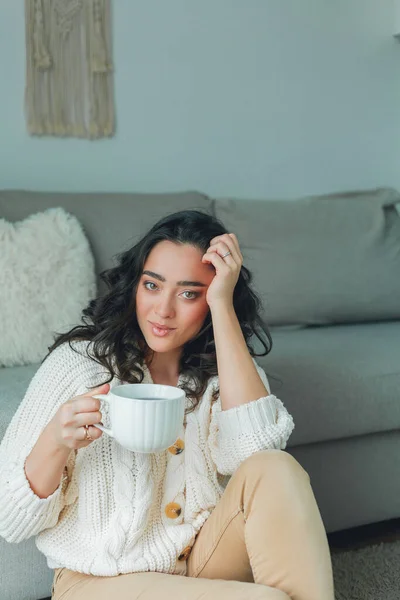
left=25, top=0, right=115, bottom=139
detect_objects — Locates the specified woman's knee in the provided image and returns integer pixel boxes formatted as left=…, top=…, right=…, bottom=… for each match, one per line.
left=237, top=449, right=310, bottom=482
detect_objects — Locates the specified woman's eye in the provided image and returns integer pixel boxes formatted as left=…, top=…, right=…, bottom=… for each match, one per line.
left=182, top=291, right=199, bottom=300
left=143, top=282, right=199, bottom=300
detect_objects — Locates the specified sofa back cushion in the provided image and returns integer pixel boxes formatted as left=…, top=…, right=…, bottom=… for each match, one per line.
left=214, top=187, right=400, bottom=326
left=2, top=187, right=399, bottom=327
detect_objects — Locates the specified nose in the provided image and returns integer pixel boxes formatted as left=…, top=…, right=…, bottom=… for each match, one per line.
left=155, top=292, right=176, bottom=319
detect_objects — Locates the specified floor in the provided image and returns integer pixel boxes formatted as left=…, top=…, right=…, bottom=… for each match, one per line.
left=327, top=517, right=400, bottom=554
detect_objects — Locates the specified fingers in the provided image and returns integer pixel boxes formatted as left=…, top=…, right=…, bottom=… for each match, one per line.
left=58, top=403, right=103, bottom=430
left=72, top=383, right=110, bottom=413
left=59, top=392, right=105, bottom=433
left=56, top=384, right=110, bottom=449
left=78, top=424, right=103, bottom=443
left=82, top=383, right=110, bottom=398
left=230, top=233, right=243, bottom=261
left=72, top=396, right=102, bottom=414
left=74, top=410, right=103, bottom=428
left=225, top=233, right=241, bottom=257
left=72, top=386, right=108, bottom=444
left=205, top=241, right=240, bottom=265
left=208, top=233, right=243, bottom=263
left=210, top=232, right=240, bottom=251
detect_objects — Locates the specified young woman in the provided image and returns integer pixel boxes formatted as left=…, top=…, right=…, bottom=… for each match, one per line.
left=0, top=210, right=335, bottom=600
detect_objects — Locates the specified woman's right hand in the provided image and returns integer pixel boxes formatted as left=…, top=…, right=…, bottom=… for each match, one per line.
left=50, top=383, right=110, bottom=450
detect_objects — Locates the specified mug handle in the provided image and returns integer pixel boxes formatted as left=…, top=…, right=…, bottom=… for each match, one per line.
left=92, top=394, right=114, bottom=438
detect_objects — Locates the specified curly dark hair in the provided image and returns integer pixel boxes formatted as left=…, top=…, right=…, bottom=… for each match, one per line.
left=45, top=209, right=273, bottom=415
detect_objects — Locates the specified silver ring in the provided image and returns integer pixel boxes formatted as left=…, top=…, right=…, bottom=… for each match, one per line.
left=221, top=251, right=231, bottom=258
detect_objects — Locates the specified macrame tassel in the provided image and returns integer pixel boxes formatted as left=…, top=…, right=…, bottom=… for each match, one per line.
left=25, top=0, right=115, bottom=138
left=91, top=0, right=111, bottom=73
left=32, top=0, right=51, bottom=70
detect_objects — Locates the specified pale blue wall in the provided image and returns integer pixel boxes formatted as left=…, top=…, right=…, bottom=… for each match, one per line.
left=1, top=0, right=399, bottom=199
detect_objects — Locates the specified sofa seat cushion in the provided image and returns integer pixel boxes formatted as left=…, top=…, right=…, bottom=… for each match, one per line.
left=260, top=321, right=400, bottom=446
left=0, top=535, right=53, bottom=600
left=0, top=363, right=40, bottom=441
left=1, top=322, right=399, bottom=447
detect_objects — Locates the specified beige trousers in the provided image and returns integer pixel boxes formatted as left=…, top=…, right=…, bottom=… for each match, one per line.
left=52, top=450, right=335, bottom=600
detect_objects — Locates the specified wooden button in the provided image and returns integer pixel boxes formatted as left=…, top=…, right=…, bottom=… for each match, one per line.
left=168, top=438, right=185, bottom=455
left=165, top=502, right=182, bottom=519
left=178, top=545, right=192, bottom=560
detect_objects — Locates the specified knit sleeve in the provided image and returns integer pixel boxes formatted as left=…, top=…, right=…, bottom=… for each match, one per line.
left=207, top=359, right=295, bottom=476
left=0, top=341, right=94, bottom=543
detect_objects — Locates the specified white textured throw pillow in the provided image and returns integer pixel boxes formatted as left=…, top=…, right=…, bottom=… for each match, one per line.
left=0, top=208, right=97, bottom=367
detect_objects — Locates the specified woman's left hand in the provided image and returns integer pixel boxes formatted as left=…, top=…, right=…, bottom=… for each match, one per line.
left=201, top=233, right=243, bottom=308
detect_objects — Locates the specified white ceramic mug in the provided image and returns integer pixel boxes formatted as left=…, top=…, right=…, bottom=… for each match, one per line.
left=93, top=383, right=185, bottom=453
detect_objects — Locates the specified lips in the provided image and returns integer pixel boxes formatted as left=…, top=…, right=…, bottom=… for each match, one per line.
left=149, top=321, right=175, bottom=331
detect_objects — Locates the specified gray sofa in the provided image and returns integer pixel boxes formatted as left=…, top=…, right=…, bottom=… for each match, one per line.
left=1, top=187, right=399, bottom=600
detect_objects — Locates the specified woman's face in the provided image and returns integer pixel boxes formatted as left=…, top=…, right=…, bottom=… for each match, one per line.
left=135, top=241, right=215, bottom=362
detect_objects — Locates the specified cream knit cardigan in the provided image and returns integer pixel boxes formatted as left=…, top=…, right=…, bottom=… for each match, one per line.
left=0, top=341, right=295, bottom=576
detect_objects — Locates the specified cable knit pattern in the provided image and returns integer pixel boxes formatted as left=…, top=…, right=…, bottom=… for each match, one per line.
left=0, top=340, right=295, bottom=576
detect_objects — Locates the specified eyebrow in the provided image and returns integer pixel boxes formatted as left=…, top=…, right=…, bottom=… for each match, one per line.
left=141, top=270, right=208, bottom=288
